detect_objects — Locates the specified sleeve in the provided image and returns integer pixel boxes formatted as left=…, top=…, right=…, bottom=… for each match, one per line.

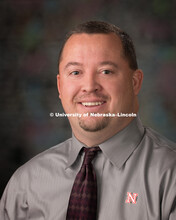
left=161, top=161, right=176, bottom=220
left=169, top=197, right=176, bottom=220
left=0, top=171, right=28, bottom=220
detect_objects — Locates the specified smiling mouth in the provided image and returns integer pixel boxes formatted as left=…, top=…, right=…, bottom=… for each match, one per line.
left=80, top=101, right=105, bottom=107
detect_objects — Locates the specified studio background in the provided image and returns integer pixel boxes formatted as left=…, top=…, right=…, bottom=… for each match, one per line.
left=0, top=0, right=176, bottom=197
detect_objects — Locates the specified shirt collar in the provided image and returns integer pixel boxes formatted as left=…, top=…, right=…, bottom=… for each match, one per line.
left=66, top=134, right=84, bottom=169
left=100, top=115, right=145, bottom=169
left=66, top=115, right=145, bottom=169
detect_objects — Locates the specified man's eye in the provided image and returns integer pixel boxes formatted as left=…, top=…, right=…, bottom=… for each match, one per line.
left=102, top=70, right=112, bottom=74
left=71, top=71, right=79, bottom=75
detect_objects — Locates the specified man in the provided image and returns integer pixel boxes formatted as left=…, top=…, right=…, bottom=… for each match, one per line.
left=0, top=21, right=176, bottom=220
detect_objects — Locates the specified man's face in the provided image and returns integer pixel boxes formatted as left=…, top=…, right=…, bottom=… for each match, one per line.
left=58, top=33, right=142, bottom=135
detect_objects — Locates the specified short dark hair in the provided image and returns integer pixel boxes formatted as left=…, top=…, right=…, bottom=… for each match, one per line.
left=58, top=21, right=138, bottom=70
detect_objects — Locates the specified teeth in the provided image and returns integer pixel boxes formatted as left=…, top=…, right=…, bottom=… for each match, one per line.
left=81, top=102, right=104, bottom=106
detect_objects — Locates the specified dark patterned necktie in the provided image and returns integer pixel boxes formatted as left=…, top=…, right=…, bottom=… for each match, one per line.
left=66, top=146, right=100, bottom=220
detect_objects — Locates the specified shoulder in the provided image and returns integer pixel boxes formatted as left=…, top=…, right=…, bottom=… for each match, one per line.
left=145, top=126, right=176, bottom=151
left=142, top=126, right=176, bottom=172
left=136, top=125, right=176, bottom=195
left=9, top=137, right=72, bottom=184
left=139, top=127, right=176, bottom=217
left=145, top=126, right=176, bottom=154
left=0, top=138, right=72, bottom=208
left=26, top=137, right=72, bottom=165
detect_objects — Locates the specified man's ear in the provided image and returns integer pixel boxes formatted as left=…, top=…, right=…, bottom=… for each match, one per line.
left=57, top=74, right=61, bottom=99
left=132, top=69, right=143, bottom=95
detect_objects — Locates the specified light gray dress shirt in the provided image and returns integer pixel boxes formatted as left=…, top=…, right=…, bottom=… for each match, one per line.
left=0, top=116, right=176, bottom=220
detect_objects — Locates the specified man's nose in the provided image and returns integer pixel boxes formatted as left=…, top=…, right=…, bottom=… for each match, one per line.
left=81, top=73, right=101, bottom=93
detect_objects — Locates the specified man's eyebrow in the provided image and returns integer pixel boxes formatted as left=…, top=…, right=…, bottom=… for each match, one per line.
left=64, top=62, right=83, bottom=70
left=99, top=61, right=118, bottom=68
left=64, top=61, right=118, bottom=70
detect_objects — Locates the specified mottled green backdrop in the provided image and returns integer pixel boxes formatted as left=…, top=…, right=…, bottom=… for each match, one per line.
left=0, top=0, right=176, bottom=196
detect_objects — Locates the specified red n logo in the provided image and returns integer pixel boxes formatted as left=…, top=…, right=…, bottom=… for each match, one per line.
left=125, top=192, right=138, bottom=204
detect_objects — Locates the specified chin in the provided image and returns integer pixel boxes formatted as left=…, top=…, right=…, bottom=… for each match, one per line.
left=78, top=117, right=110, bottom=132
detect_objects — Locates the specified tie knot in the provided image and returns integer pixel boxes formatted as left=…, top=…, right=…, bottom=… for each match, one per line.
left=83, top=146, right=100, bottom=165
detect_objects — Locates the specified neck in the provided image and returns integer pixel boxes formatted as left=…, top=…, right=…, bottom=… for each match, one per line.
left=72, top=116, right=135, bottom=147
